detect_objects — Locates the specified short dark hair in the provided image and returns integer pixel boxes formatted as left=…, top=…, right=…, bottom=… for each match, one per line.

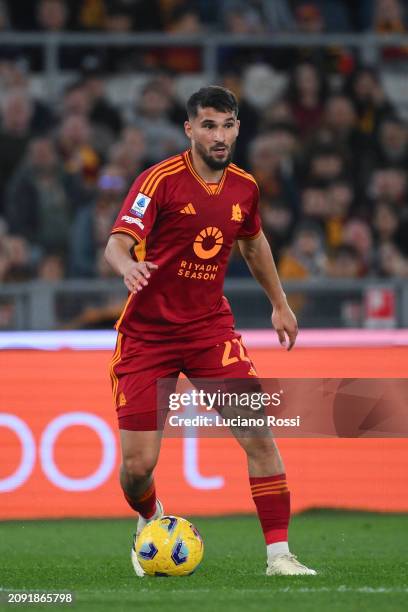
left=186, top=86, right=238, bottom=119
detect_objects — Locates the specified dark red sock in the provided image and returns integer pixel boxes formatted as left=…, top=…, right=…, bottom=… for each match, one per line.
left=123, top=480, right=157, bottom=519
left=250, top=474, right=290, bottom=544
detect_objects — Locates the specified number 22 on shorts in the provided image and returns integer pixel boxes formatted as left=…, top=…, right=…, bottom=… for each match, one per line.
left=221, top=338, right=252, bottom=367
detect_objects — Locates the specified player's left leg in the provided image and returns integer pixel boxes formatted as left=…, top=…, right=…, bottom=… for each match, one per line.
left=233, top=433, right=316, bottom=575
left=183, top=332, right=316, bottom=576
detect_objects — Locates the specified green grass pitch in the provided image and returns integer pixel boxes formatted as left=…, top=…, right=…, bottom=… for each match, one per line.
left=1, top=511, right=407, bottom=612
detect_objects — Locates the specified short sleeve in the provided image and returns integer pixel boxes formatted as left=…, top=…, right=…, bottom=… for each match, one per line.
left=237, top=185, right=262, bottom=240
left=110, top=170, right=160, bottom=243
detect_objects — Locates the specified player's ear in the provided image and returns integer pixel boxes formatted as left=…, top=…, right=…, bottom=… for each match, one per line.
left=184, top=120, right=192, bottom=140
left=236, top=118, right=240, bottom=134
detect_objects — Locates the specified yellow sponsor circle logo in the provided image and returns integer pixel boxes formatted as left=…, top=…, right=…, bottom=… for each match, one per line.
left=193, top=227, right=223, bottom=259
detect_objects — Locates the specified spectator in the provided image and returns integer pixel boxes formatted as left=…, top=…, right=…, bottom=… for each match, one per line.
left=323, top=94, right=366, bottom=185
left=38, top=253, right=65, bottom=281
left=222, top=70, right=260, bottom=167
left=295, top=3, right=325, bottom=33
left=106, top=0, right=162, bottom=32
left=373, top=115, right=408, bottom=168
left=0, top=89, right=33, bottom=214
left=314, top=0, right=353, bottom=32
left=33, top=0, right=85, bottom=69
left=345, top=68, right=393, bottom=137
left=5, top=137, right=85, bottom=255
left=222, top=0, right=264, bottom=34
left=307, top=146, right=348, bottom=184
left=378, top=241, right=408, bottom=277
left=325, top=179, right=355, bottom=247
left=374, top=0, right=407, bottom=33
left=373, top=200, right=400, bottom=243
left=323, top=95, right=358, bottom=151
left=278, top=220, right=327, bottom=314
left=0, top=59, right=55, bottom=134
left=56, top=114, right=101, bottom=188
left=279, top=221, right=327, bottom=280
left=153, top=71, right=187, bottom=125
left=69, top=165, right=127, bottom=277
left=61, top=82, right=91, bottom=118
left=260, top=200, right=295, bottom=261
left=367, top=166, right=407, bottom=205
left=76, top=0, right=107, bottom=31
left=2, top=235, right=34, bottom=282
left=36, top=0, right=68, bottom=31
left=262, top=100, right=294, bottom=126
left=286, top=61, right=328, bottom=137
left=109, top=126, right=148, bottom=187
left=129, top=81, right=187, bottom=163
left=373, top=0, right=408, bottom=61
left=300, top=185, right=328, bottom=225
left=222, top=0, right=295, bottom=33
left=342, top=218, right=374, bottom=272
left=81, top=68, right=123, bottom=137
left=248, top=131, right=299, bottom=213
left=0, top=0, right=10, bottom=30
left=326, top=244, right=363, bottom=278
left=372, top=200, right=408, bottom=254
left=166, top=5, right=203, bottom=34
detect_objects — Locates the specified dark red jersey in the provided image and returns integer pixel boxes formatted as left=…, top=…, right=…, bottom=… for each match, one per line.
left=111, top=150, right=261, bottom=342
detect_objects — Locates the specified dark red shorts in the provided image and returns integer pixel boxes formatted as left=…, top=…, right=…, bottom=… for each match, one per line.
left=110, top=331, right=259, bottom=431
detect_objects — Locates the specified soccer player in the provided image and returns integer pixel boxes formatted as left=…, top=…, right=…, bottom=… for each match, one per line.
left=105, top=86, right=316, bottom=576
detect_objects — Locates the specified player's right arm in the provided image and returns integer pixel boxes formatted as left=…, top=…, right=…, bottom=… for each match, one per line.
left=105, top=233, right=158, bottom=294
left=105, top=163, right=169, bottom=293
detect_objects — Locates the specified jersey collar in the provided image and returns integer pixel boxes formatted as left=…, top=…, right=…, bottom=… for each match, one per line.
left=183, top=150, right=228, bottom=196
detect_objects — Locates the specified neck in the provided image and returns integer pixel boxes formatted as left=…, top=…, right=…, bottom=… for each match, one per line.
left=190, top=149, right=225, bottom=183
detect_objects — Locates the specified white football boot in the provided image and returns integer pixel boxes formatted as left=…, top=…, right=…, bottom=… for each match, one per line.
left=266, top=553, right=317, bottom=576
left=131, top=499, right=164, bottom=577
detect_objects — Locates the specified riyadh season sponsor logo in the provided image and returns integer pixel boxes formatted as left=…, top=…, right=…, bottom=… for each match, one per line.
left=130, top=192, right=151, bottom=217
left=121, top=215, right=144, bottom=230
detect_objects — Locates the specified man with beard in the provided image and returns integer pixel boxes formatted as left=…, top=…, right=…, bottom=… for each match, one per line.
left=105, top=86, right=316, bottom=577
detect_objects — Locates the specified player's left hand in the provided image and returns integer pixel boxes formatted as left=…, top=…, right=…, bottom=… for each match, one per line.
left=271, top=302, right=298, bottom=351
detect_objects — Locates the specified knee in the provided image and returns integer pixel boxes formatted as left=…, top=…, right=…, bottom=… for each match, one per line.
left=121, top=453, right=157, bottom=482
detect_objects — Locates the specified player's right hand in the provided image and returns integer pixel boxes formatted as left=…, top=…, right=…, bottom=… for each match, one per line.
left=123, top=261, right=158, bottom=293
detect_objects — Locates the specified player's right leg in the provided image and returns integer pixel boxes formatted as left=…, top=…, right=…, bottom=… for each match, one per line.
left=110, top=332, right=182, bottom=576
left=119, top=428, right=164, bottom=577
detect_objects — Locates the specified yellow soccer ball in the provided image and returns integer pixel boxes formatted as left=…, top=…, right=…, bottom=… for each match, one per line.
left=135, top=515, right=204, bottom=576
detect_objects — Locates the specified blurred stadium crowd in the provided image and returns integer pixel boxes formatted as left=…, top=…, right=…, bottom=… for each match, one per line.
left=1, top=0, right=407, bottom=36
left=0, top=0, right=408, bottom=286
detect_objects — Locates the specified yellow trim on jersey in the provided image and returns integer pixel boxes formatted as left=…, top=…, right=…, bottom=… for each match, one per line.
left=143, top=160, right=184, bottom=196
left=147, top=165, right=185, bottom=197
left=111, top=227, right=143, bottom=243
left=230, top=162, right=258, bottom=181
left=115, top=293, right=133, bottom=331
left=228, top=165, right=258, bottom=188
left=140, top=155, right=183, bottom=194
left=134, top=238, right=146, bottom=262
left=183, top=150, right=228, bottom=196
left=215, top=169, right=228, bottom=195
left=109, top=332, right=123, bottom=404
left=184, top=151, right=212, bottom=195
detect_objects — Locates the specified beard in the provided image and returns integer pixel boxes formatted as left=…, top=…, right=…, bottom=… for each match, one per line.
left=195, top=141, right=235, bottom=170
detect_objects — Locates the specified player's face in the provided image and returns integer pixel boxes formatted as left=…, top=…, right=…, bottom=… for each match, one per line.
left=185, top=107, right=240, bottom=170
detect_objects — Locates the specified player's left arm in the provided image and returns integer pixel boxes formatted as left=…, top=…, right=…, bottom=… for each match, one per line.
left=238, top=231, right=298, bottom=350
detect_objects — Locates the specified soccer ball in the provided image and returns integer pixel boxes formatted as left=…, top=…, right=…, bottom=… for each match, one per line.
left=135, top=515, right=204, bottom=576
